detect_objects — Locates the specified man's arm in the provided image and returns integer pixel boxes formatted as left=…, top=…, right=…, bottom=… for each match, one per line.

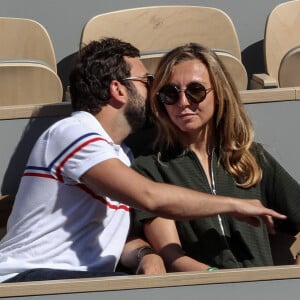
left=81, top=158, right=286, bottom=224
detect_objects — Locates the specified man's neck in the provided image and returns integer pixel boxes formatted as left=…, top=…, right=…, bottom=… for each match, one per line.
left=95, top=107, right=131, bottom=145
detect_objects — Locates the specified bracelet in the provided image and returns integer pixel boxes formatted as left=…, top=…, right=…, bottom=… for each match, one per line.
left=207, top=266, right=219, bottom=271
left=137, top=246, right=153, bottom=262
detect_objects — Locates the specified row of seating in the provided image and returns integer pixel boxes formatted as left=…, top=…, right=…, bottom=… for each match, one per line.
left=80, top=5, right=248, bottom=90
left=0, top=1, right=299, bottom=106
left=80, top=1, right=300, bottom=90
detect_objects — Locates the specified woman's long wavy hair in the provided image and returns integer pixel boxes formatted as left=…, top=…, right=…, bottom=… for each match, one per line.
left=150, top=43, right=262, bottom=188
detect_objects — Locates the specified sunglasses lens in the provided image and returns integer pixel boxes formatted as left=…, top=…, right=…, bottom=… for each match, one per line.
left=157, top=85, right=178, bottom=105
left=185, top=83, right=207, bottom=103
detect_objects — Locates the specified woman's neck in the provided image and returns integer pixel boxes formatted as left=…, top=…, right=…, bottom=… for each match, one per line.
left=184, top=125, right=216, bottom=155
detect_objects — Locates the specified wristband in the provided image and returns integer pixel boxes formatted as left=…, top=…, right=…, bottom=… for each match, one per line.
left=137, top=246, right=153, bottom=262
left=207, top=266, right=219, bottom=271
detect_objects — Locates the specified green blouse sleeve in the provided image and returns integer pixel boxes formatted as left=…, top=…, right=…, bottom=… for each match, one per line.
left=131, top=154, right=164, bottom=224
left=257, top=144, right=300, bottom=226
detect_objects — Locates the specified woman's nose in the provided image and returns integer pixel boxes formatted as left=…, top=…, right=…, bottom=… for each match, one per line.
left=176, top=91, right=189, bottom=107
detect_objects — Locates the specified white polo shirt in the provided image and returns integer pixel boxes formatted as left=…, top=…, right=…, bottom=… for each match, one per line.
left=0, top=111, right=131, bottom=282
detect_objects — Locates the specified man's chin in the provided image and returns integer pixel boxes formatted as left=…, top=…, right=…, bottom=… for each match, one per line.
left=130, top=121, right=147, bottom=134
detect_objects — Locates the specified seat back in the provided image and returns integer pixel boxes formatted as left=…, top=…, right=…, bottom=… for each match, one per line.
left=264, top=0, right=300, bottom=85
left=140, top=52, right=167, bottom=74
left=141, top=50, right=248, bottom=90
left=0, top=17, right=57, bottom=72
left=213, top=50, right=248, bottom=90
left=278, top=46, right=300, bottom=87
left=0, top=61, right=63, bottom=106
left=81, top=6, right=241, bottom=60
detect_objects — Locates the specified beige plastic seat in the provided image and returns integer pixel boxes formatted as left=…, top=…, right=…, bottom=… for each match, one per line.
left=0, top=17, right=57, bottom=72
left=140, top=52, right=167, bottom=75
left=215, top=50, right=248, bottom=90
left=278, top=46, right=300, bottom=88
left=0, top=61, right=63, bottom=106
left=251, top=0, right=300, bottom=88
left=81, top=6, right=241, bottom=58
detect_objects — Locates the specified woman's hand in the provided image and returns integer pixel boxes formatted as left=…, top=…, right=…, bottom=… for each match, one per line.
left=136, top=252, right=166, bottom=274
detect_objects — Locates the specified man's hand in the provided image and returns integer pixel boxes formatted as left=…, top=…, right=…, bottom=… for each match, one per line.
left=230, top=199, right=286, bottom=234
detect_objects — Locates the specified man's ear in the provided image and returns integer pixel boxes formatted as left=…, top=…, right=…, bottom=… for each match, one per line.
left=109, top=80, right=127, bottom=105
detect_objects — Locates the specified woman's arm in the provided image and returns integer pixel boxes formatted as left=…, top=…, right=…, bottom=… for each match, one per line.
left=144, top=217, right=212, bottom=272
left=120, top=230, right=166, bottom=274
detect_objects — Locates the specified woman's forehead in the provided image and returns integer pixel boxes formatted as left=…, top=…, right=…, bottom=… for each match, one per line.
left=170, top=59, right=210, bottom=82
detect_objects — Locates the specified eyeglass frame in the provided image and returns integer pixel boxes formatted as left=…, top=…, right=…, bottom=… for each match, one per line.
left=121, top=74, right=154, bottom=89
left=157, top=82, right=214, bottom=105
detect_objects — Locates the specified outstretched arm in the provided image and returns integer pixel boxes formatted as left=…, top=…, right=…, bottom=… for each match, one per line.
left=82, top=158, right=286, bottom=225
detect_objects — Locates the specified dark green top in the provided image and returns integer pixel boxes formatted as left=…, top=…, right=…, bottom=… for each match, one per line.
left=132, top=144, right=300, bottom=268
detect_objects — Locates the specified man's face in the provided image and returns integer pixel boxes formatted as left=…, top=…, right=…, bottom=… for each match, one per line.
left=124, top=57, right=150, bottom=132
left=125, top=84, right=147, bottom=132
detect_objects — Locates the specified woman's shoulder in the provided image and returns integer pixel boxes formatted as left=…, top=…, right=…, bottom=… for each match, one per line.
left=250, top=142, right=268, bottom=157
left=132, top=153, right=158, bottom=170
left=250, top=142, right=278, bottom=168
left=134, top=153, right=157, bottom=163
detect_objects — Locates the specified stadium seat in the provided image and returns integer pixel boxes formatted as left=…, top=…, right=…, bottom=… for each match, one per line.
left=0, top=61, right=63, bottom=106
left=251, top=0, right=300, bottom=88
left=0, top=18, right=62, bottom=105
left=0, top=17, right=57, bottom=72
left=278, top=46, right=300, bottom=88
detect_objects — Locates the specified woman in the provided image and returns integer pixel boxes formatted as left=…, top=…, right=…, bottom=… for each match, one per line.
left=132, top=43, right=300, bottom=271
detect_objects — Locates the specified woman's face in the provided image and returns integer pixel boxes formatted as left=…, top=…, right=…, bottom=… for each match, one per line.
left=163, top=59, right=215, bottom=136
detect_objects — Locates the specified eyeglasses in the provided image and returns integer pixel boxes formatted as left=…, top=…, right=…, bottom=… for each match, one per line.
left=157, top=82, right=213, bottom=105
left=122, top=74, right=154, bottom=89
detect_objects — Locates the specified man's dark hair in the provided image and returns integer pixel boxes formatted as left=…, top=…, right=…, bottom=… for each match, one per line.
left=69, top=37, right=140, bottom=114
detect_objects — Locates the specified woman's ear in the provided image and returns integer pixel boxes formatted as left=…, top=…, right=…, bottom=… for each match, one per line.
left=110, top=80, right=127, bottom=105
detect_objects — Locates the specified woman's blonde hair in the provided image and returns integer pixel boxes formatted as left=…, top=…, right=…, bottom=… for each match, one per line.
left=150, top=43, right=262, bottom=188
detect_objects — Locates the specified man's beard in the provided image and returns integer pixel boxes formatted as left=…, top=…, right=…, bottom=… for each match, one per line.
left=125, top=86, right=147, bottom=133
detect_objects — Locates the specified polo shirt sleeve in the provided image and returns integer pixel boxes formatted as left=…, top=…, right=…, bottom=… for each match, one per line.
left=46, top=122, right=119, bottom=184
left=61, top=138, right=118, bottom=183
left=131, top=154, right=163, bottom=224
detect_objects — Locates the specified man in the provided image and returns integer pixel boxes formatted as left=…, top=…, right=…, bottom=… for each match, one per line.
left=0, top=38, right=285, bottom=283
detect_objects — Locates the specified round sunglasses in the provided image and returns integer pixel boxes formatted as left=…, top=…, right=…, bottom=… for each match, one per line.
left=157, top=82, right=213, bottom=105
